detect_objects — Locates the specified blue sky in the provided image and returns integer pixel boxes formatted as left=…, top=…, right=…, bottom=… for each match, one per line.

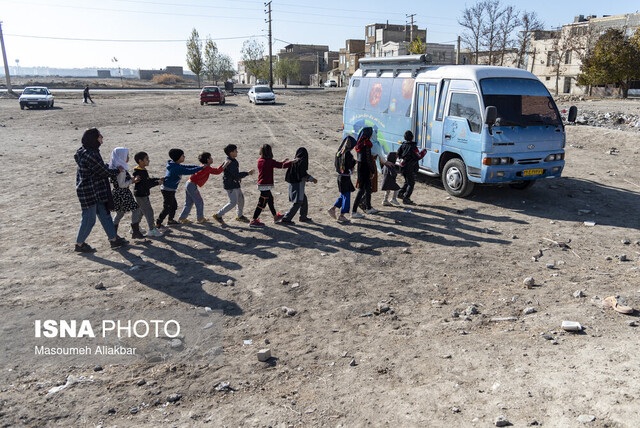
left=1, top=0, right=638, bottom=70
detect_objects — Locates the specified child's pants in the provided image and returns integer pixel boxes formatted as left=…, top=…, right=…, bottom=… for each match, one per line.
left=157, top=190, right=178, bottom=223
left=334, top=192, right=351, bottom=214
left=283, top=195, right=308, bottom=221
left=179, top=181, right=204, bottom=220
left=113, top=207, right=141, bottom=226
left=253, top=190, right=277, bottom=220
left=133, top=196, right=156, bottom=230
left=217, top=188, right=244, bottom=217
left=400, top=170, right=416, bottom=199
left=383, top=190, right=399, bottom=202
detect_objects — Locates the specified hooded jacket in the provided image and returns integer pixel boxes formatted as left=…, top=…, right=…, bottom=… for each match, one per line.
left=161, top=161, right=203, bottom=191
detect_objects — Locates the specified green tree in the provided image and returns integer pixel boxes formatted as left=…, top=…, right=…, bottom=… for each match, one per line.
left=274, top=57, right=300, bottom=88
left=406, top=37, right=427, bottom=55
left=214, top=53, right=236, bottom=82
left=203, top=37, right=217, bottom=83
left=241, top=39, right=266, bottom=81
left=578, top=28, right=640, bottom=98
left=186, top=28, right=203, bottom=87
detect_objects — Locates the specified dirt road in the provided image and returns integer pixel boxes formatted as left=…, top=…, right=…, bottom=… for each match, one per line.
left=0, top=90, right=639, bottom=427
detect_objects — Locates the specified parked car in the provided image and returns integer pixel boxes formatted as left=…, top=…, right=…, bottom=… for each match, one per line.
left=200, top=86, right=225, bottom=105
left=19, top=86, right=54, bottom=109
left=324, top=79, right=338, bottom=87
left=247, top=85, right=276, bottom=104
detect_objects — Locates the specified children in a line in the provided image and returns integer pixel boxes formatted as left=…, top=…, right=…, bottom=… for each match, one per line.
left=281, top=147, right=317, bottom=224
left=250, top=144, right=296, bottom=228
left=381, top=151, right=400, bottom=206
left=178, top=152, right=229, bottom=224
left=213, top=144, right=255, bottom=225
left=108, top=147, right=144, bottom=239
left=398, top=130, right=426, bottom=205
left=156, top=149, right=203, bottom=228
left=328, top=136, right=356, bottom=223
left=132, top=151, right=164, bottom=237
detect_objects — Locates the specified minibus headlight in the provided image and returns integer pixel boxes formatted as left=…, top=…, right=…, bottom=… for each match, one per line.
left=483, top=157, right=513, bottom=166
left=545, top=153, right=564, bottom=162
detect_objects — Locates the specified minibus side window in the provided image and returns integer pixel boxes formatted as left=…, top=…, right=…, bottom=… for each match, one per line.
left=448, top=93, right=482, bottom=133
left=346, top=78, right=371, bottom=110
left=389, top=77, right=415, bottom=116
left=436, top=79, right=450, bottom=121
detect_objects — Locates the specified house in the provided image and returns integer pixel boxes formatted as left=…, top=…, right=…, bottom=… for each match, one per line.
left=365, top=22, right=426, bottom=58
left=527, top=12, right=640, bottom=95
left=380, top=41, right=456, bottom=65
left=337, top=39, right=365, bottom=87
left=277, top=44, right=330, bottom=86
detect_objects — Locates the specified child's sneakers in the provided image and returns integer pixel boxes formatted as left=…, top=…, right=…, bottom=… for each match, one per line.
left=167, top=219, right=179, bottom=225
left=146, top=228, right=163, bottom=237
left=236, top=216, right=250, bottom=223
left=273, top=213, right=284, bottom=222
left=327, top=207, right=337, bottom=219
left=337, top=215, right=350, bottom=223
left=365, top=208, right=379, bottom=214
left=178, top=218, right=193, bottom=224
left=212, top=213, right=225, bottom=224
left=131, top=230, right=145, bottom=239
left=110, top=236, right=129, bottom=248
left=351, top=212, right=365, bottom=219
left=74, top=243, right=96, bottom=253
left=249, top=219, right=265, bottom=228
left=197, top=217, right=210, bottom=224
left=390, top=198, right=400, bottom=205
left=382, top=200, right=393, bottom=206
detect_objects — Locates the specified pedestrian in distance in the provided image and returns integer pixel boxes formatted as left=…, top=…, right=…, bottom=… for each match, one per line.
left=83, top=85, right=94, bottom=104
left=74, top=128, right=128, bottom=252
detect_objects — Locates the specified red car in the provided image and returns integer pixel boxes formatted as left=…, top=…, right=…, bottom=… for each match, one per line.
left=200, top=86, right=225, bottom=105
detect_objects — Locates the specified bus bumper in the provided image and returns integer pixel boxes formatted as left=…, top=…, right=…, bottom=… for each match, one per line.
left=479, top=161, right=565, bottom=183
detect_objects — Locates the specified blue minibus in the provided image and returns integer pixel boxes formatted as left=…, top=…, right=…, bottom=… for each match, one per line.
left=343, top=55, right=577, bottom=196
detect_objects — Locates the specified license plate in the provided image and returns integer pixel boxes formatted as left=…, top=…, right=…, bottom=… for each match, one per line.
left=28, top=102, right=38, bottom=105
left=522, top=168, right=543, bottom=176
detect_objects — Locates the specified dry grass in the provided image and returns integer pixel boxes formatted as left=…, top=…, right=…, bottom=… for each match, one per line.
left=151, top=73, right=186, bottom=85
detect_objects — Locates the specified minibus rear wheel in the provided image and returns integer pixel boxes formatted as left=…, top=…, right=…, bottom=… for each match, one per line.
left=442, top=158, right=474, bottom=197
left=509, top=180, right=536, bottom=190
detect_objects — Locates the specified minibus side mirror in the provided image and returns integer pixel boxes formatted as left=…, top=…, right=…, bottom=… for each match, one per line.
left=484, top=106, right=497, bottom=125
left=568, top=105, right=577, bottom=123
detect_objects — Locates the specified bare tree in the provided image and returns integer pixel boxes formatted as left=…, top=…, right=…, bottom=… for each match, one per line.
left=458, top=2, right=486, bottom=64
left=481, top=0, right=505, bottom=65
left=496, top=5, right=520, bottom=66
left=516, top=11, right=544, bottom=68
left=549, top=27, right=573, bottom=95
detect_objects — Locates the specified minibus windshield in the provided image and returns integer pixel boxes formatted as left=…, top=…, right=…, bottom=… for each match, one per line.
left=480, top=78, right=560, bottom=127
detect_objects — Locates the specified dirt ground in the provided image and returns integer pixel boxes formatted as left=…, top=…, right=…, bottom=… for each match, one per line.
left=0, top=89, right=639, bottom=428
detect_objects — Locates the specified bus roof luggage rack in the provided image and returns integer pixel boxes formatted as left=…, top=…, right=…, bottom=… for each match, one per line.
left=358, top=55, right=432, bottom=77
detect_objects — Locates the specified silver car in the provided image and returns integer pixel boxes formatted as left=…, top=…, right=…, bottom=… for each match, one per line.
left=19, top=86, right=55, bottom=110
left=248, top=85, right=275, bottom=104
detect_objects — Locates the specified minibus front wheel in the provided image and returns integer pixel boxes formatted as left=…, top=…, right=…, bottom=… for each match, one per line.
left=442, top=158, right=474, bottom=197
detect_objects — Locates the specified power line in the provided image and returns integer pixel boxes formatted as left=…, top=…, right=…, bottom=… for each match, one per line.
left=4, top=34, right=264, bottom=43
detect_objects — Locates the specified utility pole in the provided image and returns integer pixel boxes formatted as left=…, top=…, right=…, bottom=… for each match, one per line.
left=0, top=21, right=14, bottom=94
left=406, top=14, right=415, bottom=43
left=265, top=1, right=273, bottom=90
left=456, top=36, right=461, bottom=64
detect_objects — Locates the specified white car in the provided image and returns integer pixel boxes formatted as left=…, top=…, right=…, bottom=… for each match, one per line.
left=19, top=86, right=54, bottom=109
left=324, top=79, right=337, bottom=87
left=248, top=85, right=275, bottom=104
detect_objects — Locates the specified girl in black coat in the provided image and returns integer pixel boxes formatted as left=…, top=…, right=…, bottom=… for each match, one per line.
left=328, top=136, right=357, bottom=223
left=381, top=151, right=400, bottom=206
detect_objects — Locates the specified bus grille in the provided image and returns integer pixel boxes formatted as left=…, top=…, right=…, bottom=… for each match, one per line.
left=517, top=158, right=542, bottom=165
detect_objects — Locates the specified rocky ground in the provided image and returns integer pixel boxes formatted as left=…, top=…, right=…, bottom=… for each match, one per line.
left=0, top=89, right=639, bottom=427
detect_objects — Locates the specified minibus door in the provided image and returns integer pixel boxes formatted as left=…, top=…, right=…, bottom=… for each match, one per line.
left=414, top=83, right=436, bottom=169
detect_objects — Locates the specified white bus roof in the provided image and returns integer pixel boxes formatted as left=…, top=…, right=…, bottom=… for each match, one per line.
left=353, top=64, right=538, bottom=82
